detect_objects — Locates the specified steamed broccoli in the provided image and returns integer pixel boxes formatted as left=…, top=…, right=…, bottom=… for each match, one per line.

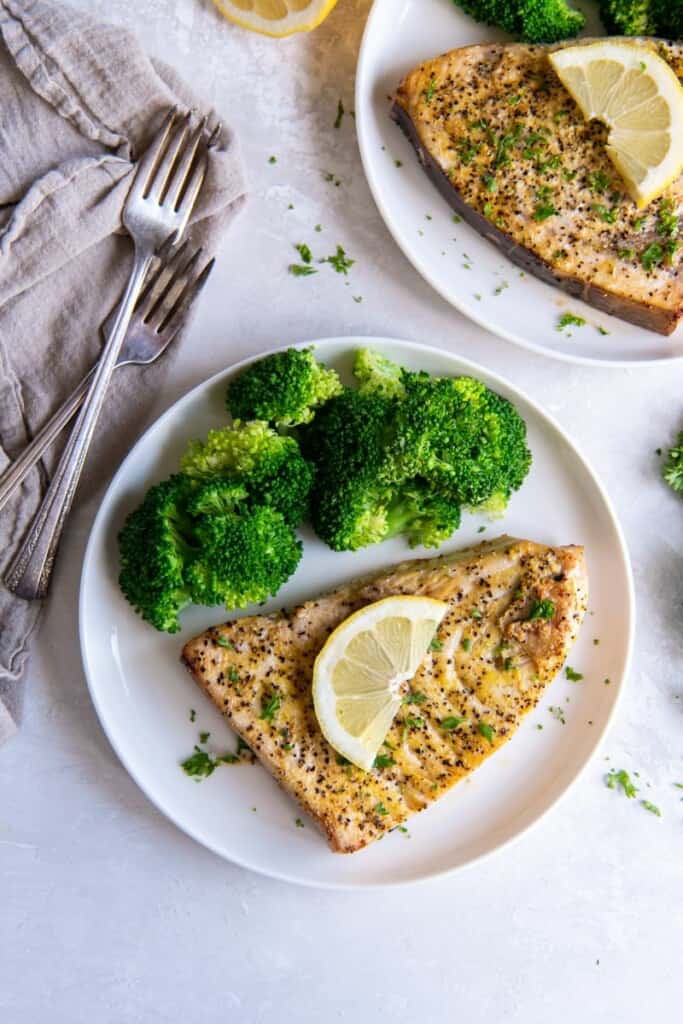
left=181, top=420, right=314, bottom=527
left=118, top=475, right=195, bottom=633
left=598, top=0, right=655, bottom=34
left=185, top=506, right=302, bottom=609
left=599, top=1, right=683, bottom=36
left=663, top=430, right=683, bottom=495
left=226, top=347, right=342, bottom=427
left=118, top=472, right=304, bottom=632
left=303, top=354, right=531, bottom=551
left=454, top=0, right=585, bottom=43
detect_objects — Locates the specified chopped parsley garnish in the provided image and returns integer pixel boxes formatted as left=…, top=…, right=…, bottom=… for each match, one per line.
left=470, top=608, right=483, bottom=619
left=618, top=248, right=635, bottom=260
left=215, top=635, right=235, bottom=649
left=534, top=202, right=557, bottom=221
left=335, top=753, right=350, bottom=766
left=181, top=747, right=218, bottom=779
left=237, top=737, right=253, bottom=757
left=494, top=280, right=509, bottom=295
left=588, top=171, right=611, bottom=192
left=549, top=705, right=566, bottom=724
left=503, top=657, right=515, bottom=671
left=562, top=169, right=577, bottom=181
left=404, top=716, right=423, bottom=729
left=597, top=326, right=610, bottom=335
left=633, top=216, right=647, bottom=231
left=189, top=708, right=196, bottom=722
left=457, top=138, right=480, bottom=164
left=395, top=159, right=403, bottom=168
left=323, top=170, right=342, bottom=187
left=374, top=753, right=395, bottom=770
left=591, top=203, right=617, bottom=224
left=227, top=666, right=240, bottom=683
left=295, top=817, right=305, bottom=828
left=452, top=213, right=462, bottom=224
left=295, top=242, right=312, bottom=264
left=430, top=637, right=443, bottom=651
left=403, top=691, right=427, bottom=705
left=528, top=598, right=555, bottom=621
left=461, top=638, right=472, bottom=652
left=492, top=123, right=523, bottom=168
left=289, top=263, right=317, bottom=277
left=259, top=691, right=281, bottom=723
left=553, top=248, right=568, bottom=260
left=199, top=731, right=210, bottom=744
left=424, top=75, right=437, bottom=103
left=334, top=98, right=344, bottom=130
left=315, top=223, right=322, bottom=232
left=641, top=242, right=664, bottom=272
left=557, top=312, right=586, bottom=332
left=268, top=155, right=277, bottom=164
left=441, top=715, right=466, bottom=731
left=605, top=769, right=638, bottom=798
left=565, top=666, right=583, bottom=681
left=482, top=173, right=498, bottom=192
left=375, top=802, right=389, bottom=816
left=322, top=245, right=354, bottom=275
left=353, top=295, right=363, bottom=303
left=641, top=800, right=661, bottom=817
left=477, top=721, right=495, bottom=743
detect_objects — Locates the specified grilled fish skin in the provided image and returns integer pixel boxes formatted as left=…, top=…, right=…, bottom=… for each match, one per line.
left=182, top=537, right=588, bottom=853
left=392, top=39, right=683, bottom=335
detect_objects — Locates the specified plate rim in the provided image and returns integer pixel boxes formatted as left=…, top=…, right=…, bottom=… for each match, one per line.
left=354, top=0, right=683, bottom=369
left=79, top=335, right=636, bottom=889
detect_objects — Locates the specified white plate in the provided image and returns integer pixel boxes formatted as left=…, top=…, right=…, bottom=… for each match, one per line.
left=355, top=0, right=683, bottom=366
left=80, top=337, right=634, bottom=888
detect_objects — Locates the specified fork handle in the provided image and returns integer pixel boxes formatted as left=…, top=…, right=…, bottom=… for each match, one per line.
left=4, top=250, right=152, bottom=600
left=0, top=366, right=96, bottom=514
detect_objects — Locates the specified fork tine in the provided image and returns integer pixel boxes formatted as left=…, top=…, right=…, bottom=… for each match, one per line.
left=144, top=246, right=204, bottom=330
left=157, top=258, right=215, bottom=338
left=135, top=240, right=191, bottom=322
left=145, top=112, right=191, bottom=203
left=164, top=116, right=209, bottom=211
left=133, top=107, right=177, bottom=193
left=172, top=150, right=209, bottom=241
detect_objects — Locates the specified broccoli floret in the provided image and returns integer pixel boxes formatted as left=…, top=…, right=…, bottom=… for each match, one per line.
left=598, top=0, right=656, bottom=34
left=519, top=0, right=585, bottom=42
left=454, top=0, right=584, bottom=42
left=185, top=506, right=302, bottom=609
left=303, top=387, right=395, bottom=550
left=118, top=475, right=196, bottom=633
left=354, top=348, right=406, bottom=400
left=383, top=371, right=531, bottom=508
left=181, top=420, right=313, bottom=527
left=226, top=348, right=342, bottom=427
left=663, top=430, right=683, bottom=495
left=653, top=3, right=683, bottom=37
left=305, top=358, right=531, bottom=552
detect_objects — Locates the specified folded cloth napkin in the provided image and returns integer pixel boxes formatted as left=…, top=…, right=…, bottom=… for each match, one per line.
left=0, top=0, right=247, bottom=745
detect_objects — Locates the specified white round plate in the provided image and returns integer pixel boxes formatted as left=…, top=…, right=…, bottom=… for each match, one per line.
left=355, top=0, right=683, bottom=366
left=80, top=337, right=634, bottom=888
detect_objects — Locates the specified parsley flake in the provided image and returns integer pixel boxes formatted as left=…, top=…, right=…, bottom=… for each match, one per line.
left=374, top=753, right=395, bottom=770
left=430, top=637, right=443, bottom=651
left=477, top=721, right=495, bottom=743
left=322, top=245, right=354, bottom=275
left=215, top=635, right=235, bottom=649
left=641, top=800, right=661, bottom=817
left=565, top=666, right=583, bottom=682
left=529, top=598, right=555, bottom=621
left=375, top=802, right=389, bottom=816
left=295, top=242, right=312, bottom=264
left=334, top=98, right=344, bottom=130
left=403, top=691, right=427, bottom=705
left=441, top=716, right=467, bottom=731
left=289, top=263, right=317, bottom=277
left=259, top=691, right=281, bottom=723
left=606, top=769, right=638, bottom=798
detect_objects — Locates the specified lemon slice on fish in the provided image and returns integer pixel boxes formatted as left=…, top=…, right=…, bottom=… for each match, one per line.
left=211, top=0, right=338, bottom=37
left=312, top=595, right=448, bottom=771
left=550, top=41, right=683, bottom=208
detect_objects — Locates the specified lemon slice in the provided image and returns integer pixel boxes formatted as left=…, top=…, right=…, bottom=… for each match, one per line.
left=212, top=0, right=338, bottom=37
left=549, top=41, right=683, bottom=208
left=312, top=595, right=448, bottom=771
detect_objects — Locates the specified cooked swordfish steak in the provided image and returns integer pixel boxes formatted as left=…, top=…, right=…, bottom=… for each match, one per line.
left=392, top=39, right=683, bottom=335
left=182, top=537, right=588, bottom=854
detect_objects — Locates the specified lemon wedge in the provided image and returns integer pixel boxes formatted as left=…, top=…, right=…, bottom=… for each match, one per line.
left=549, top=41, right=683, bottom=208
left=312, top=595, right=448, bottom=771
left=211, top=0, right=338, bottom=37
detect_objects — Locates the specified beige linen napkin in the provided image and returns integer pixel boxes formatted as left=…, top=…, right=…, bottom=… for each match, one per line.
left=0, top=0, right=247, bottom=744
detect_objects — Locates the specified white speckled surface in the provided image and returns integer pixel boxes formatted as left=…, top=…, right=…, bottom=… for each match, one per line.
left=1, top=1, right=682, bottom=1020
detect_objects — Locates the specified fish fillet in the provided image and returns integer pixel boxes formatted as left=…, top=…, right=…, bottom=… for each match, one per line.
left=392, top=39, right=683, bottom=335
left=182, top=536, right=588, bottom=853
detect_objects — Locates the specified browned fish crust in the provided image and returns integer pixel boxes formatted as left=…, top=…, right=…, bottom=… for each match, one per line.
left=392, top=39, right=683, bottom=335
left=182, top=537, right=588, bottom=854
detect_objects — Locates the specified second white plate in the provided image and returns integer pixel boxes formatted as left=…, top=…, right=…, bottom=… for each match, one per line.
left=80, top=337, right=633, bottom=888
left=355, top=0, right=683, bottom=365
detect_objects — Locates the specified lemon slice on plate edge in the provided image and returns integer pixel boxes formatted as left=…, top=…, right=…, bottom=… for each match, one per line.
left=312, top=595, right=448, bottom=771
left=211, top=0, right=338, bottom=37
left=549, top=40, right=683, bottom=208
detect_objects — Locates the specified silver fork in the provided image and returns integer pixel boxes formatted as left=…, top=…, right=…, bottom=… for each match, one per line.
left=4, top=108, right=209, bottom=600
left=0, top=241, right=214, bottom=514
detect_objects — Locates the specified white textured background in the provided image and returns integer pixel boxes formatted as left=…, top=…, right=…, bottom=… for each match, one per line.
left=2, top=1, right=683, bottom=1021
